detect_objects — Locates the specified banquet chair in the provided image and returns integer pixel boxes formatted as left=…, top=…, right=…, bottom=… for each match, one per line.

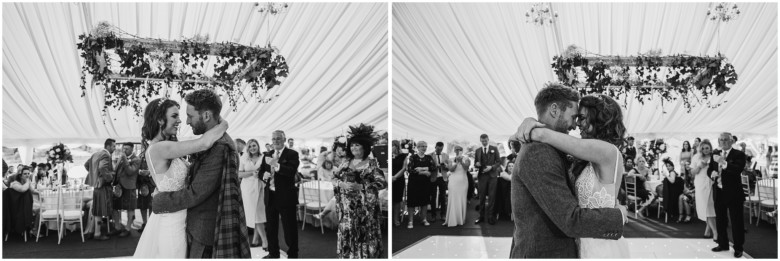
left=36, top=190, right=60, bottom=242
left=756, top=179, right=777, bottom=229
left=300, top=181, right=325, bottom=234
left=624, top=175, right=640, bottom=218
left=656, top=196, right=667, bottom=223
left=58, top=190, right=84, bottom=244
left=742, top=175, right=760, bottom=224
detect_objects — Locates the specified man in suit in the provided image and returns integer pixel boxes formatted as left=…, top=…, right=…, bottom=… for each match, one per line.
left=622, top=136, right=637, bottom=162
left=111, top=143, right=140, bottom=237
left=428, top=142, right=449, bottom=221
left=475, top=134, right=501, bottom=225
left=509, top=84, right=626, bottom=258
left=84, top=138, right=116, bottom=241
left=153, top=89, right=248, bottom=258
left=711, top=132, right=748, bottom=258
left=261, top=130, right=301, bottom=258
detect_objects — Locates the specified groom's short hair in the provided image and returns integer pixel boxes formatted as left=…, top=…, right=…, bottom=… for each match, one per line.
left=185, top=89, right=222, bottom=118
left=534, top=83, right=580, bottom=117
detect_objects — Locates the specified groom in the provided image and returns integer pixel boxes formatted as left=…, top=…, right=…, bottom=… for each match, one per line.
left=509, top=84, right=626, bottom=258
left=153, top=89, right=250, bottom=258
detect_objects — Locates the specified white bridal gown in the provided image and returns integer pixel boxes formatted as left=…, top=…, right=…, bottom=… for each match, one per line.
left=133, top=145, right=189, bottom=258
left=575, top=148, right=630, bottom=258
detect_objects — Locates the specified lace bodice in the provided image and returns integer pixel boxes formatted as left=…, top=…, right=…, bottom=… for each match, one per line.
left=574, top=148, right=621, bottom=209
left=146, top=145, right=190, bottom=192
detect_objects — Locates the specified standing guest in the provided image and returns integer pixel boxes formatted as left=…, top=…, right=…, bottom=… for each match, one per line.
left=111, top=143, right=140, bottom=237
left=692, top=139, right=718, bottom=240
left=260, top=130, right=300, bottom=258
left=84, top=138, right=116, bottom=240
left=661, top=158, right=683, bottom=222
left=680, top=141, right=693, bottom=167
left=443, top=145, right=469, bottom=227
left=505, top=140, right=520, bottom=165
left=238, top=139, right=267, bottom=249
left=622, top=136, right=637, bottom=162
left=235, top=139, right=246, bottom=157
left=136, top=153, right=154, bottom=233
left=693, top=137, right=702, bottom=155
left=711, top=133, right=747, bottom=258
left=265, top=143, right=273, bottom=154
left=428, top=142, right=449, bottom=221
left=495, top=141, right=519, bottom=220
left=474, top=134, right=501, bottom=225
left=391, top=140, right=408, bottom=227
left=333, top=124, right=386, bottom=258
left=405, top=141, right=434, bottom=228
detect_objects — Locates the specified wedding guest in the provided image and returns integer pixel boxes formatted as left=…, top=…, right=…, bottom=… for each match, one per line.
left=628, top=155, right=655, bottom=218
left=662, top=158, right=684, bottom=221
left=428, top=142, right=448, bottom=221
left=260, top=130, right=300, bottom=258
left=680, top=141, right=693, bottom=167
left=239, top=139, right=267, bottom=249
left=622, top=136, right=637, bottom=162
left=136, top=153, right=154, bottom=233
left=624, top=158, right=635, bottom=172
left=505, top=140, right=520, bottom=165
left=111, top=143, right=140, bottom=237
left=475, top=134, right=501, bottom=225
left=677, top=165, right=695, bottom=223
left=265, top=143, right=273, bottom=154
left=711, top=133, right=747, bottom=257
left=692, top=139, right=717, bottom=240
left=319, top=160, right=335, bottom=181
left=84, top=138, right=116, bottom=240
left=406, top=141, right=434, bottom=228
left=693, top=137, right=702, bottom=155
left=235, top=139, right=246, bottom=157
left=333, top=124, right=386, bottom=258
left=494, top=161, right=513, bottom=220
left=443, top=145, right=469, bottom=227
left=7, top=167, right=34, bottom=238
left=391, top=140, right=407, bottom=227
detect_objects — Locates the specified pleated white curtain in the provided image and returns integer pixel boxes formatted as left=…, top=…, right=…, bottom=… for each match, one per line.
left=393, top=2, right=777, bottom=142
left=3, top=2, right=388, bottom=147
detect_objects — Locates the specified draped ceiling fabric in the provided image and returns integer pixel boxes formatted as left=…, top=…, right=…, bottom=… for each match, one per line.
left=393, top=3, right=777, bottom=142
left=3, top=2, right=388, bottom=147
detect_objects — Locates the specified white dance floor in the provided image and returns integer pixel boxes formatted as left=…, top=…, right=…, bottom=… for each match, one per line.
left=393, top=236, right=751, bottom=259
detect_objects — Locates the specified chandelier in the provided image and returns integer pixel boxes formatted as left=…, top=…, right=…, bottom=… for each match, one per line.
left=255, top=2, right=289, bottom=15
left=525, top=3, right=558, bottom=25
left=707, top=2, right=740, bottom=22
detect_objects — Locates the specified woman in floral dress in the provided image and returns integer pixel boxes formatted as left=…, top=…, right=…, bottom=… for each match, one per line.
left=333, top=124, right=386, bottom=258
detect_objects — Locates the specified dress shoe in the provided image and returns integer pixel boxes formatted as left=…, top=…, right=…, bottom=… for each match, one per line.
left=119, top=230, right=130, bottom=237
left=711, top=246, right=729, bottom=252
left=734, top=250, right=743, bottom=258
left=262, top=254, right=280, bottom=259
left=475, top=218, right=483, bottom=224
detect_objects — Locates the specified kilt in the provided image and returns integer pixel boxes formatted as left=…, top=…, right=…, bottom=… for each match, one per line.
left=137, top=193, right=152, bottom=210
left=91, top=186, right=113, bottom=217
left=116, top=188, right=137, bottom=210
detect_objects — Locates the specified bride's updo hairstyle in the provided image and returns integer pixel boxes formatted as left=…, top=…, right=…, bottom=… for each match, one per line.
left=571, top=94, right=626, bottom=178
left=141, top=98, right=181, bottom=151
left=578, top=94, right=626, bottom=147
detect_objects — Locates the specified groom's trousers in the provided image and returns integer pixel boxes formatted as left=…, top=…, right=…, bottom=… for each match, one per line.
left=266, top=191, right=299, bottom=258
left=477, top=174, right=498, bottom=220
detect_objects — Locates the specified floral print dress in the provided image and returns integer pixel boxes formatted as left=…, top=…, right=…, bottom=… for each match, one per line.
left=333, top=159, right=387, bottom=258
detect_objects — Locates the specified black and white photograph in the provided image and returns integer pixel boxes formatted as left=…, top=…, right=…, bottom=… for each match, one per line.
left=2, top=2, right=388, bottom=259
left=391, top=2, right=777, bottom=259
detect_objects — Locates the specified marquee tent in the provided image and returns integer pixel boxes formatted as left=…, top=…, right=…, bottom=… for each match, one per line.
left=393, top=2, right=777, bottom=142
left=3, top=2, right=388, bottom=151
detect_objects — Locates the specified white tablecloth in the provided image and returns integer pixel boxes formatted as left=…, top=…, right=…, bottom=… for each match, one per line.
left=298, top=181, right=334, bottom=205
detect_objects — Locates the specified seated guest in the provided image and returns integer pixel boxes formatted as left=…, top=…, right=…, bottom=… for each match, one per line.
left=7, top=166, right=35, bottom=238
left=662, top=158, right=684, bottom=221
left=628, top=156, right=656, bottom=218
left=677, top=165, right=695, bottom=223
left=319, top=160, right=335, bottom=181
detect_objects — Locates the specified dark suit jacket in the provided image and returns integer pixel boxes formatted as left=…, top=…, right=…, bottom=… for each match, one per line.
left=475, top=145, right=501, bottom=178
left=714, top=149, right=747, bottom=204
left=260, top=147, right=300, bottom=207
left=153, top=133, right=237, bottom=246
left=84, top=150, right=114, bottom=188
left=510, top=143, right=624, bottom=258
left=115, top=154, right=140, bottom=189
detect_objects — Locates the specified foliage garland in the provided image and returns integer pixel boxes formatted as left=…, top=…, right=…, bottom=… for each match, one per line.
left=76, top=26, right=289, bottom=116
left=551, top=46, right=738, bottom=112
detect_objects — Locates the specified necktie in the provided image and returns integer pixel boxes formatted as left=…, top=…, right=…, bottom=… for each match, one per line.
left=437, top=154, right=442, bottom=177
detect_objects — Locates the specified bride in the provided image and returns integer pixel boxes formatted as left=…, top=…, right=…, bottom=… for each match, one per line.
left=133, top=98, right=228, bottom=258
left=513, top=94, right=630, bottom=258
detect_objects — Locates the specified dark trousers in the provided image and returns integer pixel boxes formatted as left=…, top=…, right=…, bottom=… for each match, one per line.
left=187, top=232, right=213, bottom=258
left=266, top=191, right=299, bottom=258
left=429, top=177, right=447, bottom=218
left=477, top=174, right=498, bottom=220
left=714, top=188, right=745, bottom=251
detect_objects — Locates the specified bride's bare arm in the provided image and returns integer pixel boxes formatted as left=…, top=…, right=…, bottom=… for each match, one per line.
left=150, top=120, right=229, bottom=160
left=530, top=127, right=622, bottom=184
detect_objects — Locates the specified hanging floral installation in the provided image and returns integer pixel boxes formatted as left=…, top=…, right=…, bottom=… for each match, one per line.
left=77, top=22, right=289, bottom=116
left=551, top=45, right=738, bottom=113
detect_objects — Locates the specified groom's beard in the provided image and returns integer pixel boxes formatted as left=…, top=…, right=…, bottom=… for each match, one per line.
left=552, top=117, right=571, bottom=133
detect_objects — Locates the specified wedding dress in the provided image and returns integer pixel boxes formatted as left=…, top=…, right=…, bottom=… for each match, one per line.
left=443, top=159, right=468, bottom=227
left=575, top=148, right=630, bottom=258
left=133, top=145, right=189, bottom=258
